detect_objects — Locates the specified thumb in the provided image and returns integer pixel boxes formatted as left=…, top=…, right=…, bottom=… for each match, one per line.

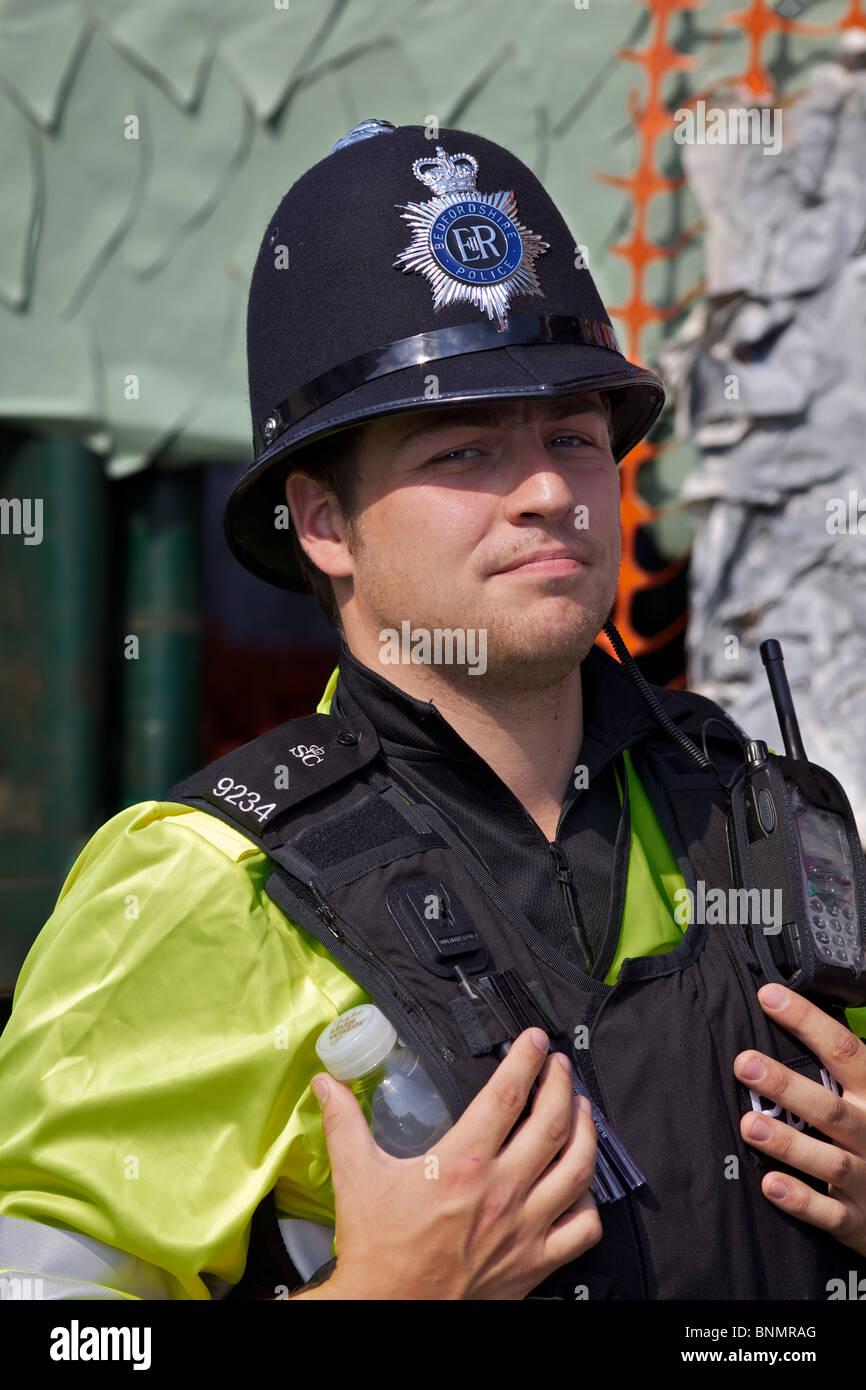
left=311, top=1072, right=376, bottom=1173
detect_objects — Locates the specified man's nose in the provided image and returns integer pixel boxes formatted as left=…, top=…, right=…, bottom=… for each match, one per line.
left=501, top=436, right=580, bottom=516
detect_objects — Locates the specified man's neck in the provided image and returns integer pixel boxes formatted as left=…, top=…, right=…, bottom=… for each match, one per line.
left=340, top=633, right=585, bottom=840
left=427, top=674, right=585, bottom=840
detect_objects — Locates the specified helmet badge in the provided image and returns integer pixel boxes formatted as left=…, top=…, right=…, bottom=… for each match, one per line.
left=393, top=145, right=549, bottom=331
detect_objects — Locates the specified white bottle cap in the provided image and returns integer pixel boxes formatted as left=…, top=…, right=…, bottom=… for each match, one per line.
left=315, top=1005, right=398, bottom=1083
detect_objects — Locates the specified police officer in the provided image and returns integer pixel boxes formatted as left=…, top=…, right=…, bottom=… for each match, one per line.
left=3, top=120, right=866, bottom=1304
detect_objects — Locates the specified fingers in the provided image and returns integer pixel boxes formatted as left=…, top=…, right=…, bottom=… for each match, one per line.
left=542, top=1188, right=603, bottom=1273
left=444, top=1029, right=552, bottom=1161
left=754, top=984, right=866, bottom=1094
left=523, top=1074, right=598, bottom=1231
left=311, top=1073, right=379, bottom=1190
left=740, top=1106, right=866, bottom=1192
left=500, top=1050, right=588, bottom=1188
left=520, top=1065, right=602, bottom=1272
left=733, top=1049, right=857, bottom=1146
left=754, top=1168, right=866, bottom=1254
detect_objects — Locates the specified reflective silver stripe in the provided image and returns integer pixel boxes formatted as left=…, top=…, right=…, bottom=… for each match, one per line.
left=0, top=1214, right=178, bottom=1300
left=277, top=1217, right=334, bottom=1283
left=0, top=1271, right=127, bottom=1300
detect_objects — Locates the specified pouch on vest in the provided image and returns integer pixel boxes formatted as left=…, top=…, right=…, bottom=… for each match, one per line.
left=727, top=750, right=866, bottom=1006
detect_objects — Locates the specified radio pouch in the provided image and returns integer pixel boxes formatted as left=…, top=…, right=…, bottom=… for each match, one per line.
left=727, top=752, right=866, bottom=1006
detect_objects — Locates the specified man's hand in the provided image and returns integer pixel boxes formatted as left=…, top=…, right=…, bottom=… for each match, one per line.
left=292, top=1028, right=600, bottom=1300
left=734, top=983, right=866, bottom=1256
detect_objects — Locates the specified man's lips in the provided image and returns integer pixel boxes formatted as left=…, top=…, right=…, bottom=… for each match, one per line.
left=494, top=549, right=586, bottom=575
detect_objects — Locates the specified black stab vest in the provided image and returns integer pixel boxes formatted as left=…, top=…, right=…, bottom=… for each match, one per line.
left=166, top=698, right=866, bottom=1301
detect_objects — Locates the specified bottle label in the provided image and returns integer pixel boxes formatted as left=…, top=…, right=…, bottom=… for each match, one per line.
left=328, top=1008, right=369, bottom=1042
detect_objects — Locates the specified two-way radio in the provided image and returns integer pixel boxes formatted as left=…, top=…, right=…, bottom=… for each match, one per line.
left=605, top=620, right=866, bottom=1007
left=726, top=640, right=866, bottom=1006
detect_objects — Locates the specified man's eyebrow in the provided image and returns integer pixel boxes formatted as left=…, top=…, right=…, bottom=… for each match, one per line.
left=388, top=398, right=610, bottom=456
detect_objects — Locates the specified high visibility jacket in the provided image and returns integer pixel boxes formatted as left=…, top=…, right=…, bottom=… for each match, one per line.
left=1, top=662, right=864, bottom=1299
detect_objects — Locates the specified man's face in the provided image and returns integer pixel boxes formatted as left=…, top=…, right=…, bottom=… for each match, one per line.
left=293, top=390, right=622, bottom=690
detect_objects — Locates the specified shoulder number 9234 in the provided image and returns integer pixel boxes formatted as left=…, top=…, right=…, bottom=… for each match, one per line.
left=212, top=777, right=277, bottom=823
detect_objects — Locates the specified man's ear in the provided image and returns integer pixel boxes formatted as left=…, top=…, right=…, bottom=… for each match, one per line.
left=283, top=472, right=354, bottom=580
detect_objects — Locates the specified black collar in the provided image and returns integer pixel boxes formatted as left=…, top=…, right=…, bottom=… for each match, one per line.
left=330, top=633, right=693, bottom=788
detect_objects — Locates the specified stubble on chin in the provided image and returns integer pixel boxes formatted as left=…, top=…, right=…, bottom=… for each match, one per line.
left=350, top=526, right=617, bottom=695
left=473, top=613, right=604, bottom=696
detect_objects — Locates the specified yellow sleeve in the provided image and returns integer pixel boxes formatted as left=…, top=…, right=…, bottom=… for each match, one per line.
left=845, top=1006, right=866, bottom=1040
left=0, top=801, right=368, bottom=1299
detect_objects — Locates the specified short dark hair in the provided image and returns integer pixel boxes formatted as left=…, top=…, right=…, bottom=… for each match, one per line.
left=286, top=391, right=614, bottom=631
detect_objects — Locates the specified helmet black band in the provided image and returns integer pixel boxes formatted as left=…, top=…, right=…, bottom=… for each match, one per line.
left=255, top=313, right=624, bottom=455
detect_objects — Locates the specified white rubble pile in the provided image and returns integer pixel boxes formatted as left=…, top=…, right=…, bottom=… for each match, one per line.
left=659, top=38, right=866, bottom=841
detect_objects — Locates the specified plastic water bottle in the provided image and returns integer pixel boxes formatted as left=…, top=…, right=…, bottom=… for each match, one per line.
left=315, top=1004, right=453, bottom=1157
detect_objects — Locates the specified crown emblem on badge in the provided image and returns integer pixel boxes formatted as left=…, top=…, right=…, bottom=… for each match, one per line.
left=394, top=144, right=549, bottom=331
left=411, top=147, right=479, bottom=196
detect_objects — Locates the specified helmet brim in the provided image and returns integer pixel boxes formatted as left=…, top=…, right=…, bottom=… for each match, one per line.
left=225, top=340, right=665, bottom=592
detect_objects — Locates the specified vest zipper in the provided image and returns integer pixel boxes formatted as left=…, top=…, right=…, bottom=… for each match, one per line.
left=382, top=752, right=610, bottom=982
left=404, top=798, right=609, bottom=996
left=307, top=883, right=464, bottom=1124
left=547, top=841, right=593, bottom=973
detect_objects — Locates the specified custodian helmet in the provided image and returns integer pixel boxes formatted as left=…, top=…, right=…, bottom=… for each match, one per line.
left=225, top=119, right=666, bottom=591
